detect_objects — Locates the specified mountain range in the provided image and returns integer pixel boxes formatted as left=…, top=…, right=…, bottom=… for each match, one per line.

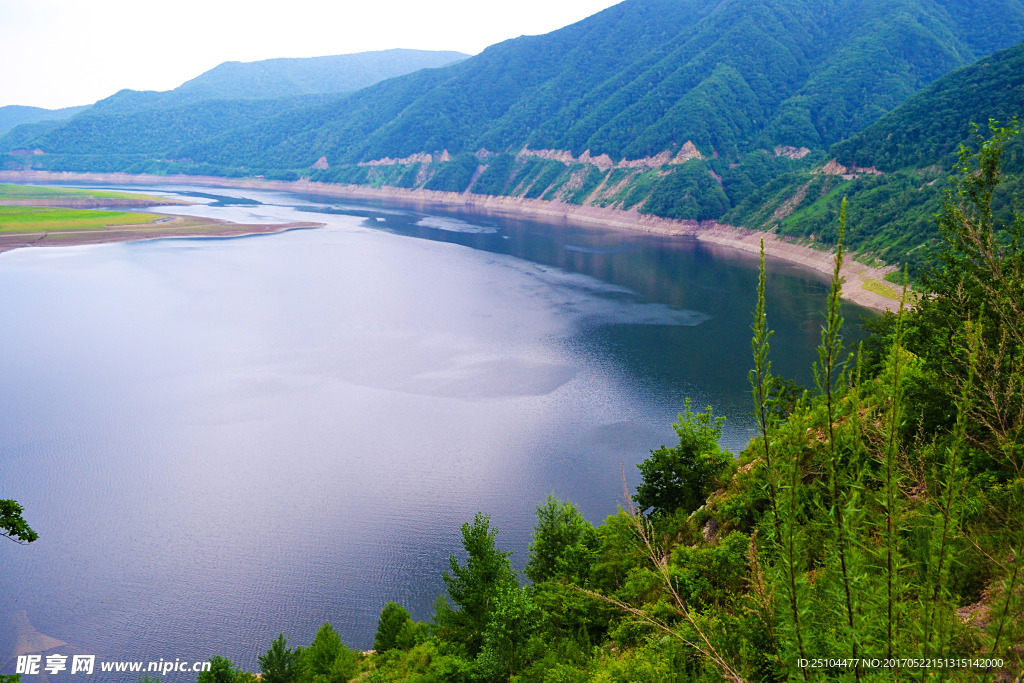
left=0, top=48, right=468, bottom=163
left=3, top=0, right=1023, bottom=270
left=178, top=0, right=1024, bottom=167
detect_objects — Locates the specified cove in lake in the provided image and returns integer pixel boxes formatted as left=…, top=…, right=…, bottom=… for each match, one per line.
left=0, top=185, right=868, bottom=678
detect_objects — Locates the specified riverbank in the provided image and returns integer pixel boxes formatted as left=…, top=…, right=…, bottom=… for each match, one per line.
left=0, top=170, right=902, bottom=311
left=0, top=178, right=323, bottom=253
left=0, top=212, right=323, bottom=255
left=0, top=182, right=185, bottom=209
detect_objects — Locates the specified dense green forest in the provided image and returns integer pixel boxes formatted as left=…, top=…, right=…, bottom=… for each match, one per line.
left=4, top=0, right=1023, bottom=168
left=172, top=124, right=1024, bottom=683
left=10, top=96, right=335, bottom=157
left=734, top=41, right=1024, bottom=274
left=831, top=43, right=1024, bottom=173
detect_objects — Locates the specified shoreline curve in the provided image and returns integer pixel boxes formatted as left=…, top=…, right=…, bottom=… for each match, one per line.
left=0, top=170, right=903, bottom=312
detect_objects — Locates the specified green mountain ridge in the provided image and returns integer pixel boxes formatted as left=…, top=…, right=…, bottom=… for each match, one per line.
left=833, top=41, right=1024, bottom=172
left=8, top=0, right=1024, bottom=167
left=171, top=0, right=1024, bottom=168
left=731, top=40, right=1024, bottom=272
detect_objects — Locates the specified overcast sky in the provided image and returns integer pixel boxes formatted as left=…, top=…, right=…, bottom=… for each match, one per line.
left=0, top=0, right=622, bottom=109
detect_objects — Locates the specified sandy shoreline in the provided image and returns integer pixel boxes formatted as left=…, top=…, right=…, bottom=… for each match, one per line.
left=0, top=170, right=903, bottom=311
left=0, top=211, right=323, bottom=255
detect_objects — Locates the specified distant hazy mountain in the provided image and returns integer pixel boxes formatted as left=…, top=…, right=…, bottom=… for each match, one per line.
left=176, top=49, right=470, bottom=101
left=86, top=48, right=470, bottom=115
left=0, top=104, right=89, bottom=138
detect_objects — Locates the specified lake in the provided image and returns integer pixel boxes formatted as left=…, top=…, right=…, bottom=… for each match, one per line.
left=0, top=185, right=869, bottom=678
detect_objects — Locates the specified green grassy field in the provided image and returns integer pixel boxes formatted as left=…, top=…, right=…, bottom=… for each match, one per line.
left=0, top=206, right=161, bottom=232
left=0, top=183, right=170, bottom=203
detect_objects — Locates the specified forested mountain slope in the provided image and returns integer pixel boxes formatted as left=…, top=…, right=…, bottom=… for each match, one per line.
left=6, top=0, right=1024, bottom=170
left=733, top=40, right=1024, bottom=271
left=3, top=96, right=336, bottom=168
left=832, top=40, right=1024, bottom=171
left=176, top=0, right=1024, bottom=168
left=0, top=49, right=469, bottom=164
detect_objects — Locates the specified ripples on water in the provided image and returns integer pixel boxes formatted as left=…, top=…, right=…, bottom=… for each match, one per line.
left=0, top=185, right=868, bottom=678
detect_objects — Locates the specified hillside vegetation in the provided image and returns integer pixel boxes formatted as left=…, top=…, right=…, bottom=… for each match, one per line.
left=736, top=42, right=1024, bottom=273
left=832, top=43, right=1024, bottom=172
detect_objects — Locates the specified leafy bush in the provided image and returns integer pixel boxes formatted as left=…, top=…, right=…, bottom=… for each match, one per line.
left=634, top=400, right=732, bottom=516
left=525, top=496, right=598, bottom=584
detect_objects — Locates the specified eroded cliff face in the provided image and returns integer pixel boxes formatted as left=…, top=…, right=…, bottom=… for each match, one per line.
left=344, top=141, right=714, bottom=216
left=356, top=150, right=451, bottom=167
left=818, top=159, right=883, bottom=178
left=774, top=145, right=811, bottom=160
left=360, top=141, right=707, bottom=174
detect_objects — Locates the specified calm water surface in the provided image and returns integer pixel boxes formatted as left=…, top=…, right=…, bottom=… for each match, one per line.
left=0, top=185, right=869, bottom=677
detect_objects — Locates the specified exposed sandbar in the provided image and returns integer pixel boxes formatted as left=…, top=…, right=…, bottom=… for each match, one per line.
left=0, top=213, right=322, bottom=255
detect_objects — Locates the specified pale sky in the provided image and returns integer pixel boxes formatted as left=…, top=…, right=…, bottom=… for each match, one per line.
left=0, top=0, right=623, bottom=109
